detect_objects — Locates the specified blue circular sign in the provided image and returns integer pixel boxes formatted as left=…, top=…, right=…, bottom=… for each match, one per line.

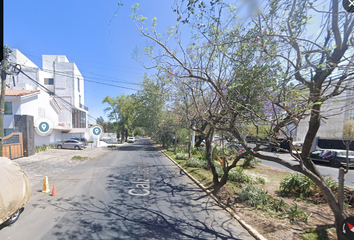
left=39, top=122, right=50, bottom=133
left=35, top=118, right=53, bottom=136
left=93, top=126, right=102, bottom=136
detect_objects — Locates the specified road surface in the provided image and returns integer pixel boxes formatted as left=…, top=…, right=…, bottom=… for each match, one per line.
left=259, top=151, right=354, bottom=188
left=0, top=139, right=254, bottom=240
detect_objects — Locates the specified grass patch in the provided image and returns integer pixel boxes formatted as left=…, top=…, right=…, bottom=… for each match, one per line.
left=71, top=156, right=92, bottom=161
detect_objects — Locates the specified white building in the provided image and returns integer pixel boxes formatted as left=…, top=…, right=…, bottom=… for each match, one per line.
left=295, top=86, right=351, bottom=143
left=4, top=49, right=90, bottom=150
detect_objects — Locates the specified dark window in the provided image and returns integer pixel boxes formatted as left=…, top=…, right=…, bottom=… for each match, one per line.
left=4, top=102, right=12, bottom=115
left=4, top=129, right=14, bottom=137
left=78, top=78, right=80, bottom=92
left=44, top=78, right=54, bottom=85
left=72, top=108, right=86, bottom=128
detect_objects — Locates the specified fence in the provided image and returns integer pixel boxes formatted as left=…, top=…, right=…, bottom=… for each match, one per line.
left=3, top=132, right=23, bottom=159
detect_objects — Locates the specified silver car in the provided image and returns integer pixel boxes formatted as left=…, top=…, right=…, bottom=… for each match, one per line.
left=56, top=140, right=84, bottom=150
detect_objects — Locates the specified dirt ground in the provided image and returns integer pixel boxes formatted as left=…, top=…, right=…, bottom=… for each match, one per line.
left=160, top=146, right=353, bottom=240
left=214, top=165, right=341, bottom=240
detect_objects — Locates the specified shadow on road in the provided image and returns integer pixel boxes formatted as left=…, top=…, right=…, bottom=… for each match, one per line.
left=37, top=156, right=249, bottom=239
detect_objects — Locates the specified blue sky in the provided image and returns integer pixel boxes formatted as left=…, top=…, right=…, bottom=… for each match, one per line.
left=4, top=0, right=180, bottom=123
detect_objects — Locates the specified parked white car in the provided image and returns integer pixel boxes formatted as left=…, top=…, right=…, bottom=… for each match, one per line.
left=128, top=137, right=136, bottom=143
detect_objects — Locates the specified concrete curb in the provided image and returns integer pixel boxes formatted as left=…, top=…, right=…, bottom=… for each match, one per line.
left=160, top=149, right=267, bottom=240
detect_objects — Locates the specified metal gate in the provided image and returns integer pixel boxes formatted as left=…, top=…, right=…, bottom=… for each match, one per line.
left=3, top=132, right=23, bottom=159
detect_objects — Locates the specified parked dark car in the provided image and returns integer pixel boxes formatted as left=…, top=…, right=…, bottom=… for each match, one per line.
left=0, top=157, right=31, bottom=227
left=56, top=140, right=85, bottom=150
left=70, top=137, right=88, bottom=146
left=310, top=149, right=354, bottom=168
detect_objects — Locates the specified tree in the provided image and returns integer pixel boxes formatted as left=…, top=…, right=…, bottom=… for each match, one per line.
left=131, top=1, right=354, bottom=238
left=102, top=94, right=136, bottom=143
left=134, top=74, right=169, bottom=137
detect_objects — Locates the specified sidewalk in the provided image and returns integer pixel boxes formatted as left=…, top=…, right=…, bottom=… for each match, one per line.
left=13, top=146, right=112, bottom=187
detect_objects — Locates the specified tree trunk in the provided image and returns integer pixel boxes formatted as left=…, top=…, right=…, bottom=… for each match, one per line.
left=213, top=168, right=228, bottom=193
left=188, top=131, right=192, bottom=159
left=304, top=170, right=348, bottom=239
left=205, top=128, right=219, bottom=186
left=174, top=126, right=178, bottom=154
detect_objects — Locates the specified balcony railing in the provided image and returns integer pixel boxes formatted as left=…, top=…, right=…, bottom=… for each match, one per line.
left=79, top=103, right=89, bottom=111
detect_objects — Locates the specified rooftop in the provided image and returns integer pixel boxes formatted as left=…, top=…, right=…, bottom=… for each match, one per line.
left=3, top=90, right=40, bottom=96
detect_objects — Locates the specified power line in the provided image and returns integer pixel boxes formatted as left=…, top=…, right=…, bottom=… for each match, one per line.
left=21, top=65, right=140, bottom=91
left=18, top=69, right=99, bottom=123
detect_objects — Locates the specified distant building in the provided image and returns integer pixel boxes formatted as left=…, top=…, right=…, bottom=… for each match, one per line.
left=294, top=87, right=351, bottom=143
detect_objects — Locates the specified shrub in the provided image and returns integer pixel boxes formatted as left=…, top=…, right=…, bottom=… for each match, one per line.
left=238, top=185, right=270, bottom=209
left=242, top=155, right=262, bottom=168
left=278, top=173, right=316, bottom=198
left=185, top=157, right=208, bottom=169
left=242, top=154, right=254, bottom=168
left=191, top=147, right=200, bottom=155
left=272, top=199, right=287, bottom=212
left=325, top=176, right=339, bottom=193
left=176, top=153, right=189, bottom=160
left=35, top=144, right=54, bottom=153
left=228, top=168, right=265, bottom=185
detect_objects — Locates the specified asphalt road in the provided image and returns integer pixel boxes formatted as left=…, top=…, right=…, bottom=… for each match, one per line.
left=258, top=151, right=354, bottom=188
left=0, top=138, right=254, bottom=240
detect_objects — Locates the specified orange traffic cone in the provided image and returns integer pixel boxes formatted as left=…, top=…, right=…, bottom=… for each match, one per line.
left=42, top=176, right=50, bottom=193
left=52, top=185, right=57, bottom=196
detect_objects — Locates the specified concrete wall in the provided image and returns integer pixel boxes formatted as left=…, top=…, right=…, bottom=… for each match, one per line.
left=35, top=130, right=63, bottom=147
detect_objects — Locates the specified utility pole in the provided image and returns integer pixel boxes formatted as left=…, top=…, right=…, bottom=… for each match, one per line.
left=0, top=45, right=9, bottom=157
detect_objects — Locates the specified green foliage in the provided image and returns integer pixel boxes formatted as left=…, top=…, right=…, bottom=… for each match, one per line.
left=286, top=204, right=310, bottom=223
left=272, top=199, right=287, bottom=212
left=278, top=173, right=315, bottom=198
left=238, top=185, right=311, bottom=222
left=242, top=154, right=262, bottom=168
left=176, top=152, right=189, bottom=160
left=185, top=157, right=208, bottom=169
left=238, top=185, right=270, bottom=209
left=279, top=173, right=340, bottom=201
left=133, top=75, right=171, bottom=141
left=102, top=94, right=136, bottom=141
left=228, top=168, right=265, bottom=185
left=35, top=144, right=55, bottom=153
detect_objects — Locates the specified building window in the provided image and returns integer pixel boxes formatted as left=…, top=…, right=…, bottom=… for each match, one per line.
left=78, top=78, right=80, bottom=92
left=4, top=102, right=12, bottom=115
left=44, top=78, right=54, bottom=85
left=79, top=95, right=81, bottom=105
left=4, top=129, right=13, bottom=137
left=72, top=108, right=86, bottom=128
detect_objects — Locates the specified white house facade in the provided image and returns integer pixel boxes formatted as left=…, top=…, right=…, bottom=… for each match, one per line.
left=4, top=49, right=92, bottom=151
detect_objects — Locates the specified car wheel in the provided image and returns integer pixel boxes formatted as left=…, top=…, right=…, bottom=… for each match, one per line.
left=74, top=146, right=80, bottom=150
left=2, top=209, right=20, bottom=226
left=330, top=159, right=341, bottom=168
left=57, top=145, right=62, bottom=149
